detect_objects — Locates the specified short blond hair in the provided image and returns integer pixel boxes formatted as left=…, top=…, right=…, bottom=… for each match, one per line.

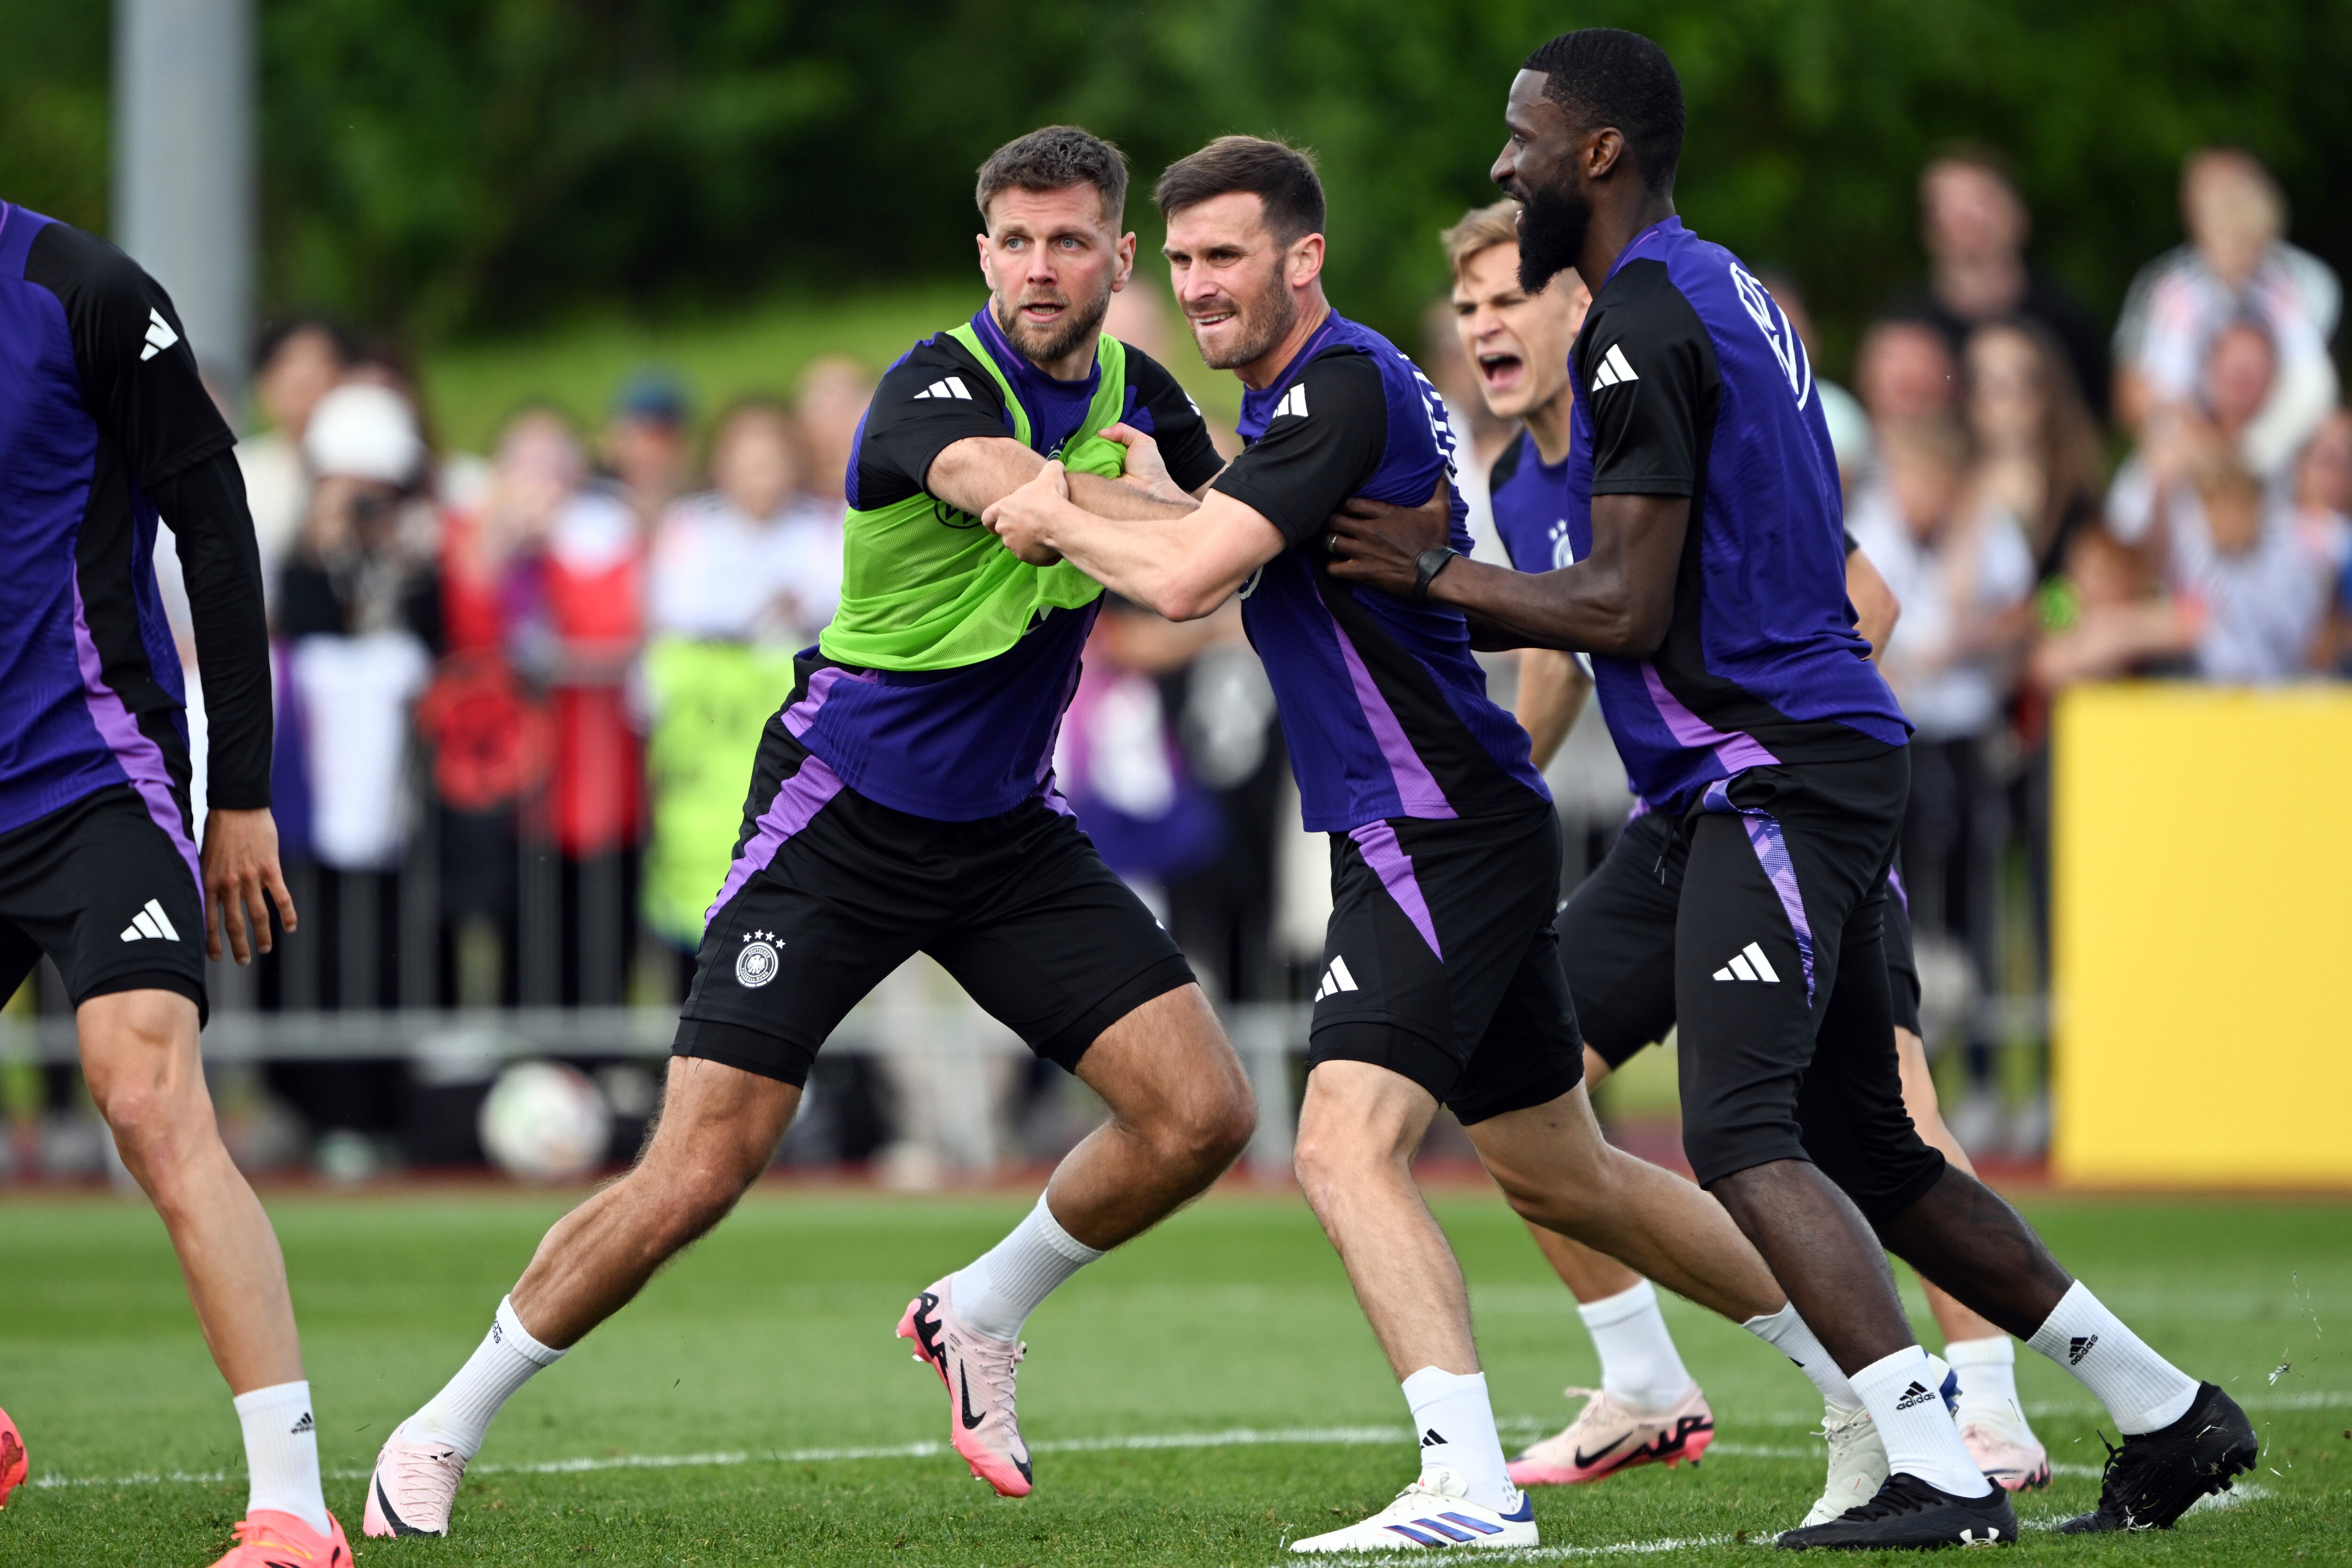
left=1440, top=199, right=1523, bottom=284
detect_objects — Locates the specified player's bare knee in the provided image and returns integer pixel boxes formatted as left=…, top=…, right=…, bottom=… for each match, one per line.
left=1168, top=1077, right=1255, bottom=1175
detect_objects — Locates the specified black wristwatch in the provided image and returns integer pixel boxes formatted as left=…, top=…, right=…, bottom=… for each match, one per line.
left=1412, top=546, right=1459, bottom=600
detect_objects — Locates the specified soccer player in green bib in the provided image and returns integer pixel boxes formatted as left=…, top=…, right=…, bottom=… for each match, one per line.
left=365, top=128, right=1254, bottom=1536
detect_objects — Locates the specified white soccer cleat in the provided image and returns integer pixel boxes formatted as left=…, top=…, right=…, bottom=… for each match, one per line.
left=363, top=1428, right=468, bottom=1537
left=1801, top=1403, right=1891, bottom=1528
left=1290, top=1465, right=1537, bottom=1552
left=1508, top=1382, right=1714, bottom=1485
left=898, top=1277, right=1033, bottom=1497
left=1961, top=1401, right=2052, bottom=1491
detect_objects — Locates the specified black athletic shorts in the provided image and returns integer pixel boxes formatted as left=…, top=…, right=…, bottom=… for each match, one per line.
left=1671, top=748, right=1945, bottom=1220
left=1557, top=814, right=1923, bottom=1067
left=0, top=785, right=208, bottom=1021
left=672, top=720, right=1194, bottom=1088
left=1305, top=805, right=1584, bottom=1126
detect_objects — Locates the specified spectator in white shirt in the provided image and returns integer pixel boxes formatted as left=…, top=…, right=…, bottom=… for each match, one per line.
left=649, top=399, right=842, bottom=646
left=2114, top=148, right=2340, bottom=476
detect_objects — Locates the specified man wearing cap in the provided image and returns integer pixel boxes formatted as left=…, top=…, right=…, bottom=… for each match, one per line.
left=0, top=203, right=345, bottom=1564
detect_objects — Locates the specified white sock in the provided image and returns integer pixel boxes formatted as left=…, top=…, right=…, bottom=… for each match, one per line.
left=1851, top=1345, right=1991, bottom=1496
left=232, top=1380, right=330, bottom=1536
left=405, top=1297, right=567, bottom=1459
left=1579, top=1279, right=1692, bottom=1412
left=1743, top=1303, right=1863, bottom=1412
left=1402, top=1366, right=1519, bottom=1513
left=1944, top=1335, right=2020, bottom=1423
left=950, top=1191, right=1104, bottom=1343
left=2026, top=1280, right=2198, bottom=1434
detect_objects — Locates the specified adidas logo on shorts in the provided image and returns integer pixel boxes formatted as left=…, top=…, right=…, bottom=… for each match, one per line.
left=1311, top=954, right=1359, bottom=1003
left=118, top=898, right=180, bottom=943
left=1711, top=941, right=1778, bottom=983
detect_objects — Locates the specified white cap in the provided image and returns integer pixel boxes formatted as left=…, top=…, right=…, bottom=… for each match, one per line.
left=303, top=382, right=424, bottom=485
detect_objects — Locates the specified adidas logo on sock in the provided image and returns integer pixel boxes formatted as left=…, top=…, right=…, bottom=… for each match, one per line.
left=911, top=375, right=973, bottom=401
left=2069, top=1334, right=2098, bottom=1366
left=118, top=898, right=181, bottom=943
left=1420, top=1428, right=1446, bottom=1448
left=289, top=1411, right=315, bottom=1435
left=1710, top=940, right=1779, bottom=983
left=1893, top=1379, right=1936, bottom=1411
left=1311, top=954, right=1359, bottom=1003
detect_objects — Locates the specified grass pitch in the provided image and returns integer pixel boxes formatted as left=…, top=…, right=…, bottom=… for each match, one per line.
left=1, top=1184, right=2345, bottom=1565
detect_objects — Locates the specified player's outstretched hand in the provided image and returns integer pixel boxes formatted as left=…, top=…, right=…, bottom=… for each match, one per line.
left=1324, top=476, right=1450, bottom=597
left=984, top=459, right=1070, bottom=566
left=200, top=806, right=298, bottom=964
left=1101, top=422, right=1183, bottom=504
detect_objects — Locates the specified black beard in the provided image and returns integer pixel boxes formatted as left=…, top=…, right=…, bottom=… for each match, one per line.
left=1516, top=179, right=1592, bottom=295
left=995, top=282, right=1112, bottom=370
left=1200, top=284, right=1296, bottom=371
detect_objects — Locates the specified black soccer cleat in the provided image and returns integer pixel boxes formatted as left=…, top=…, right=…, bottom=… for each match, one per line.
left=1777, top=1472, right=2018, bottom=1550
left=2056, top=1381, right=2258, bottom=1533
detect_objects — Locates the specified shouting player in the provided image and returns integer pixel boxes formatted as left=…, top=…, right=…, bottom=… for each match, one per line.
left=1324, top=32, right=2256, bottom=1548
left=0, top=203, right=345, bottom=1564
left=1445, top=198, right=2051, bottom=1508
left=986, top=136, right=1896, bottom=1556
left=364, top=127, right=1256, bottom=1536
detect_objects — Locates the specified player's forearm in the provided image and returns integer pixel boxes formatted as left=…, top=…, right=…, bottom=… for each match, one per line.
left=1066, top=470, right=1198, bottom=520
left=1514, top=649, right=1589, bottom=770
left=1040, top=500, right=1237, bottom=622
left=1428, top=557, right=1662, bottom=656
left=151, top=449, right=273, bottom=809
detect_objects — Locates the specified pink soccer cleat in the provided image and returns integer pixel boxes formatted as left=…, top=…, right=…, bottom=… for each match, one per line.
left=205, top=1508, right=350, bottom=1567
left=364, top=1428, right=469, bottom=1537
left=1507, top=1383, right=1714, bottom=1487
left=1962, top=1408, right=2052, bottom=1492
left=0, top=1404, right=26, bottom=1509
left=898, top=1276, right=1033, bottom=1497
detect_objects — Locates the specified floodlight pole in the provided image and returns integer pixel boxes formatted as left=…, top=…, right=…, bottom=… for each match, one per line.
left=113, top=0, right=255, bottom=400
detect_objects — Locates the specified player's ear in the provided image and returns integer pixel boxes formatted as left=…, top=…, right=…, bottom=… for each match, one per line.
left=1288, top=232, right=1326, bottom=289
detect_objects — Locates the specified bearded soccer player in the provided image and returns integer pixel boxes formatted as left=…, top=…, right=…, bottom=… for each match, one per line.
left=987, top=136, right=1890, bottom=1556
left=364, top=128, right=1255, bottom=1536
left=0, top=204, right=342, bottom=1563
left=1444, top=199, right=2052, bottom=1510
left=1324, top=32, right=2254, bottom=1548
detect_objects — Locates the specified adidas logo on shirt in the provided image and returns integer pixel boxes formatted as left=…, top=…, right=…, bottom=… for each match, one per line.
left=912, top=376, right=973, bottom=401
left=118, top=898, right=181, bottom=943
left=1271, top=383, right=1310, bottom=421
left=1588, top=342, right=1638, bottom=392
left=1311, top=954, right=1359, bottom=1003
left=2069, top=1334, right=2098, bottom=1366
left=139, top=307, right=179, bottom=362
left=1893, top=1379, right=1937, bottom=1411
left=1711, top=941, right=1779, bottom=983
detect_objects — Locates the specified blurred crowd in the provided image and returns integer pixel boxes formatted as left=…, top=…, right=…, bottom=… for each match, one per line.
left=8, top=143, right=2341, bottom=1180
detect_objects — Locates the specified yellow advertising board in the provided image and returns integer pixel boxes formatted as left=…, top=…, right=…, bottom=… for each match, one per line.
left=2052, top=683, right=2352, bottom=1187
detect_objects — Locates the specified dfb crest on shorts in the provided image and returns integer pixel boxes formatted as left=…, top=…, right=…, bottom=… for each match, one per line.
left=735, top=930, right=782, bottom=988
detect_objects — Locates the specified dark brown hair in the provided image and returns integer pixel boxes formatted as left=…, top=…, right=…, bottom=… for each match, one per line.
left=1153, top=135, right=1325, bottom=244
left=975, top=126, right=1128, bottom=229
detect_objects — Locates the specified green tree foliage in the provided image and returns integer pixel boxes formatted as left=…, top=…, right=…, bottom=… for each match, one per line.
left=8, top=0, right=2348, bottom=369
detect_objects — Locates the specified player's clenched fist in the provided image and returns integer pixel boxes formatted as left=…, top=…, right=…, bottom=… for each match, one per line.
left=982, top=458, right=1070, bottom=565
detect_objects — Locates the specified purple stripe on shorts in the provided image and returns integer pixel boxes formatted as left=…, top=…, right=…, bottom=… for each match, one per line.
left=1642, top=663, right=1777, bottom=775
left=1884, top=862, right=1909, bottom=914
left=1700, top=778, right=1814, bottom=1004
left=704, top=752, right=846, bottom=923
left=781, top=664, right=860, bottom=739
left=1348, top=819, right=1442, bottom=960
left=1328, top=615, right=1455, bottom=819
left=69, top=577, right=203, bottom=911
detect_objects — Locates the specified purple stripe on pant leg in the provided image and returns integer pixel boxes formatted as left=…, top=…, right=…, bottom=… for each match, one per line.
left=704, top=753, right=846, bottom=924
left=1698, top=780, right=1815, bottom=1005
left=1641, top=663, right=1778, bottom=774
left=1327, top=616, right=1456, bottom=819
left=1347, top=820, right=1442, bottom=960
left=781, top=665, right=859, bottom=739
left=69, top=578, right=203, bottom=912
